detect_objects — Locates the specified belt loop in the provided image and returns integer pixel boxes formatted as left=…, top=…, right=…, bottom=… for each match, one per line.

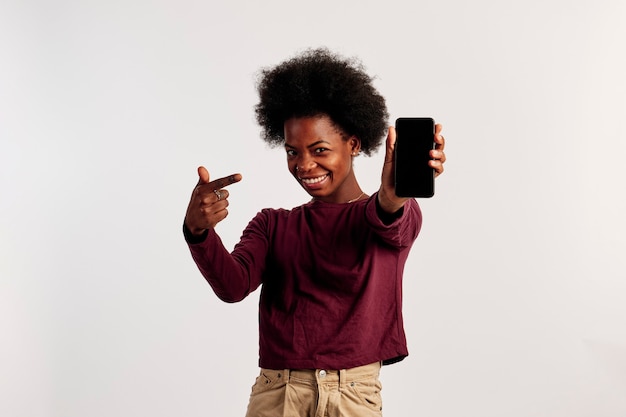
left=339, top=369, right=347, bottom=392
left=283, top=369, right=290, bottom=383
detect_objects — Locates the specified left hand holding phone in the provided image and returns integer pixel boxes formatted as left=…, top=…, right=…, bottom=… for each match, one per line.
left=378, top=123, right=446, bottom=213
left=378, top=126, right=409, bottom=214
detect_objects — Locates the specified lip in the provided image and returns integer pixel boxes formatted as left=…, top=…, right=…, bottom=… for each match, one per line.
left=298, top=173, right=329, bottom=189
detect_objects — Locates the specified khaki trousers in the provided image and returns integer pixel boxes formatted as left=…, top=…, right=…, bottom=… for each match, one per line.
left=244, top=362, right=383, bottom=417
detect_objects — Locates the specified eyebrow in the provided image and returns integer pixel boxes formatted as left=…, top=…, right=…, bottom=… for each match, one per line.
left=285, top=140, right=330, bottom=149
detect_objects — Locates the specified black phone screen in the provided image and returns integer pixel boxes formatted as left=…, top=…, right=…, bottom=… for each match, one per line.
left=394, top=117, right=435, bottom=198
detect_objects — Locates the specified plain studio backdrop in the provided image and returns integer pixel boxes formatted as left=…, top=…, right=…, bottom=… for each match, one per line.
left=1, top=0, right=625, bottom=416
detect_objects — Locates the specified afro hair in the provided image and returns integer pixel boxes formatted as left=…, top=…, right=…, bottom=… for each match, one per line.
left=255, top=48, right=389, bottom=156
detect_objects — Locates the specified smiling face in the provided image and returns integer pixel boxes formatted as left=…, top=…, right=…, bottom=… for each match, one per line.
left=284, top=115, right=362, bottom=203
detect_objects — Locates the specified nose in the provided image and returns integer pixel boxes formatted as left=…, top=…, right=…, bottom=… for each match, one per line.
left=296, top=154, right=316, bottom=173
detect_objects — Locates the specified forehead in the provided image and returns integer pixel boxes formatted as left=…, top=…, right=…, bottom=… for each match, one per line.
left=284, top=115, right=346, bottom=146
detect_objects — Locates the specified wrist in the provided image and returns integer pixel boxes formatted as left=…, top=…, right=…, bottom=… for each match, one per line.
left=377, top=187, right=405, bottom=214
left=375, top=192, right=405, bottom=225
left=182, top=222, right=209, bottom=244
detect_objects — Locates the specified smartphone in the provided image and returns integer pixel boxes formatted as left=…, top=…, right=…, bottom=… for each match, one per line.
left=394, top=117, right=435, bottom=198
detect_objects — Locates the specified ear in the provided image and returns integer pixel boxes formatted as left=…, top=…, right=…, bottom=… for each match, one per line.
left=349, top=136, right=361, bottom=156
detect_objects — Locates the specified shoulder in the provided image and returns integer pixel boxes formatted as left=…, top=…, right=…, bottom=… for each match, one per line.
left=258, top=206, right=294, bottom=217
left=248, top=206, right=295, bottom=226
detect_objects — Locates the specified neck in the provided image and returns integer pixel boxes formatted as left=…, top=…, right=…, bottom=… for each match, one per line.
left=346, top=191, right=366, bottom=203
left=311, top=189, right=366, bottom=204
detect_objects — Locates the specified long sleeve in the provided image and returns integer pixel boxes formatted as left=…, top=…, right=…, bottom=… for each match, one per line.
left=186, top=211, right=271, bottom=303
left=364, top=195, right=422, bottom=249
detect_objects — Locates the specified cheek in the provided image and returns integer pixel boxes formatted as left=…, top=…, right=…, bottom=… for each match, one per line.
left=336, top=155, right=353, bottom=173
left=287, top=160, right=297, bottom=174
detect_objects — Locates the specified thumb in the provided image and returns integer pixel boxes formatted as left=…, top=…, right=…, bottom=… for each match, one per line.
left=197, top=166, right=210, bottom=185
left=384, top=126, right=396, bottom=163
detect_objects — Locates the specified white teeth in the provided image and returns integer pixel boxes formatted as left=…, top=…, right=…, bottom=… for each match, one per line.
left=300, top=174, right=328, bottom=184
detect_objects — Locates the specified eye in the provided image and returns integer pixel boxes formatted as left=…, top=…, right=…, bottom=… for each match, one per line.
left=286, top=149, right=296, bottom=157
left=314, top=147, right=328, bottom=154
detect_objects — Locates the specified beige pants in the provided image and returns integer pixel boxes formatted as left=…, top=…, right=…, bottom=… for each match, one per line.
left=245, top=362, right=383, bottom=417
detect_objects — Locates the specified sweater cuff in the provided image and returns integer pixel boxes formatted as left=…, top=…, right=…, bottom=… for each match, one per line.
left=182, top=222, right=209, bottom=244
left=375, top=195, right=405, bottom=225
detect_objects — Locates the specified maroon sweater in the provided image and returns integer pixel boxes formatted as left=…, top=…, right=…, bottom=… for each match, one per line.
left=186, top=193, right=422, bottom=370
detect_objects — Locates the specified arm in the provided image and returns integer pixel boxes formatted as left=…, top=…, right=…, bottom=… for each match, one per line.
left=365, top=193, right=422, bottom=248
left=184, top=166, right=263, bottom=302
left=186, top=213, right=269, bottom=303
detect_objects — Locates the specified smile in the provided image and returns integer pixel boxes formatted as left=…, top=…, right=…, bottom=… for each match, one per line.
left=299, top=174, right=329, bottom=185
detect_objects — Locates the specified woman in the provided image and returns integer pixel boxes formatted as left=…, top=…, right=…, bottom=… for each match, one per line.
left=183, top=48, right=446, bottom=417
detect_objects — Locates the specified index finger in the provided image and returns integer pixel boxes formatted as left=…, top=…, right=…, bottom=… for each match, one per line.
left=207, top=173, right=243, bottom=190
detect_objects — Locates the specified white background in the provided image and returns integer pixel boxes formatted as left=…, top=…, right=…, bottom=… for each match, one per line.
left=2, top=0, right=625, bottom=416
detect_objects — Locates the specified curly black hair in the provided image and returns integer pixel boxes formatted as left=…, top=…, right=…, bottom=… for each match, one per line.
left=255, top=48, right=389, bottom=156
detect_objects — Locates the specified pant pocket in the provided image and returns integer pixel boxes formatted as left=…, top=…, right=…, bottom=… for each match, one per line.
left=347, top=378, right=383, bottom=412
left=250, top=369, right=286, bottom=396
